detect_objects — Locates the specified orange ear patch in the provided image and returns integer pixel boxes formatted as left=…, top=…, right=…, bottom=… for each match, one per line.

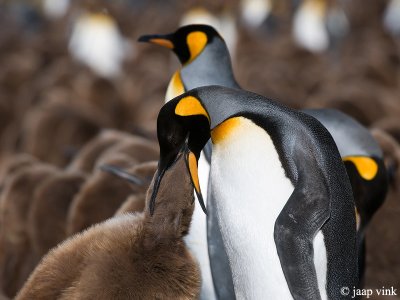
left=211, top=117, right=241, bottom=144
left=148, top=38, right=174, bottom=49
left=165, top=71, right=185, bottom=101
left=175, top=96, right=210, bottom=122
left=343, top=156, right=378, bottom=181
left=186, top=31, right=207, bottom=63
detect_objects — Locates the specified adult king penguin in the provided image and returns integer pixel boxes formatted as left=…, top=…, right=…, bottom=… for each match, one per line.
left=139, top=25, right=239, bottom=299
left=138, top=24, right=388, bottom=288
left=152, top=85, right=358, bottom=299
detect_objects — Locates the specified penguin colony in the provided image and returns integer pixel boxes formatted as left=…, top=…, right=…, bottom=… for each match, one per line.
left=0, top=0, right=399, bottom=299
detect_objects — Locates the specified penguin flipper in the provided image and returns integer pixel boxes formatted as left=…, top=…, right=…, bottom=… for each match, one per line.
left=274, top=172, right=330, bottom=300
left=207, top=185, right=236, bottom=299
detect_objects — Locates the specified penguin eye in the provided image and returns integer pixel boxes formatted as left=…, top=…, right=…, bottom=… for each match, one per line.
left=186, top=31, right=208, bottom=62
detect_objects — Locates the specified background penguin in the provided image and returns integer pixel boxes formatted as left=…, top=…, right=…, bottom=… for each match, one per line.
left=292, top=0, right=349, bottom=53
left=66, top=129, right=133, bottom=174
left=66, top=135, right=158, bottom=235
left=154, top=85, right=358, bottom=299
left=101, top=160, right=158, bottom=215
left=138, top=23, right=388, bottom=286
left=0, top=163, right=57, bottom=298
left=66, top=154, right=139, bottom=235
left=383, top=0, right=400, bottom=37
left=68, top=11, right=131, bottom=79
left=27, top=171, right=86, bottom=259
left=16, top=144, right=200, bottom=300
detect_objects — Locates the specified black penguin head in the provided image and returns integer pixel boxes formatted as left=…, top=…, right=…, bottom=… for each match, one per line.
left=138, top=24, right=223, bottom=64
left=150, top=94, right=211, bottom=215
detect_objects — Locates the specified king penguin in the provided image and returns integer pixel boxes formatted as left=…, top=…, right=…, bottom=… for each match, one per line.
left=138, top=24, right=388, bottom=287
left=139, top=24, right=240, bottom=300
left=292, top=0, right=349, bottom=53
left=152, top=85, right=358, bottom=299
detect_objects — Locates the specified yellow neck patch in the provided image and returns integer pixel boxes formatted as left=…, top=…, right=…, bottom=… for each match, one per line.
left=343, top=156, right=378, bottom=181
left=188, top=152, right=201, bottom=193
left=175, top=96, right=210, bottom=122
left=186, top=31, right=208, bottom=63
left=305, top=0, right=327, bottom=17
left=211, top=117, right=242, bottom=144
left=87, top=13, right=115, bottom=26
left=165, top=71, right=185, bottom=102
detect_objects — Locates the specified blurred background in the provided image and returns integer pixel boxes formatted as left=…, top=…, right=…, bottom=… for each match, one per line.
left=0, top=0, right=399, bottom=297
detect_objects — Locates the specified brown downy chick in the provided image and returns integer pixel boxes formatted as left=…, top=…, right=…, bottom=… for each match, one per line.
left=27, top=171, right=86, bottom=260
left=115, top=194, right=146, bottom=215
left=0, top=154, right=37, bottom=190
left=0, top=164, right=57, bottom=298
left=67, top=129, right=133, bottom=174
left=104, top=161, right=157, bottom=215
left=95, top=136, right=159, bottom=166
left=16, top=150, right=200, bottom=300
left=66, top=155, right=138, bottom=235
left=373, top=117, right=400, bottom=144
left=21, top=98, right=101, bottom=167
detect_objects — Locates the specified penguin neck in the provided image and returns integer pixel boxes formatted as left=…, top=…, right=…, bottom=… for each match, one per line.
left=180, top=38, right=240, bottom=91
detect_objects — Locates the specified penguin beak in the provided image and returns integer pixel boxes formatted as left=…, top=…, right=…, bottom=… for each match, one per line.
left=149, top=142, right=207, bottom=215
left=99, top=164, right=147, bottom=186
left=137, top=34, right=174, bottom=49
left=185, top=150, right=207, bottom=215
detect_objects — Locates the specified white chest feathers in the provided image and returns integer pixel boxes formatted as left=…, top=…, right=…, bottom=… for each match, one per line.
left=209, top=117, right=327, bottom=299
left=69, top=13, right=130, bottom=79
left=184, top=153, right=216, bottom=300
left=384, top=0, right=400, bottom=36
left=293, top=1, right=329, bottom=53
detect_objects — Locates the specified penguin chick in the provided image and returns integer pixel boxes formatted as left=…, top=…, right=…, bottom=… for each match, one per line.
left=66, top=154, right=139, bottom=235
left=104, top=161, right=158, bottom=215
left=27, top=171, right=86, bottom=259
left=67, top=129, right=133, bottom=174
left=0, top=154, right=37, bottom=190
left=102, top=160, right=158, bottom=193
left=16, top=148, right=200, bottom=300
left=21, top=99, right=100, bottom=167
left=0, top=164, right=57, bottom=298
left=373, top=117, right=400, bottom=144
left=115, top=194, right=146, bottom=216
left=95, top=136, right=159, bottom=167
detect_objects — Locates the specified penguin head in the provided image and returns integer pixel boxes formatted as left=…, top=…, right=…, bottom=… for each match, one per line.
left=150, top=93, right=211, bottom=215
left=138, top=24, right=223, bottom=64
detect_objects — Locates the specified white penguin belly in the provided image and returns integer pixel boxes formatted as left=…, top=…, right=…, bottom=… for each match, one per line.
left=210, top=117, right=327, bottom=299
left=184, top=152, right=216, bottom=300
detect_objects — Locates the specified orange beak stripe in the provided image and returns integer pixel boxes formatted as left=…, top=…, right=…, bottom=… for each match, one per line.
left=149, top=38, right=174, bottom=49
left=188, top=152, right=201, bottom=194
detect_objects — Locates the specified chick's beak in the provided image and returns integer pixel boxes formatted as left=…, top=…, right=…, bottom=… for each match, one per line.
left=138, top=34, right=174, bottom=49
